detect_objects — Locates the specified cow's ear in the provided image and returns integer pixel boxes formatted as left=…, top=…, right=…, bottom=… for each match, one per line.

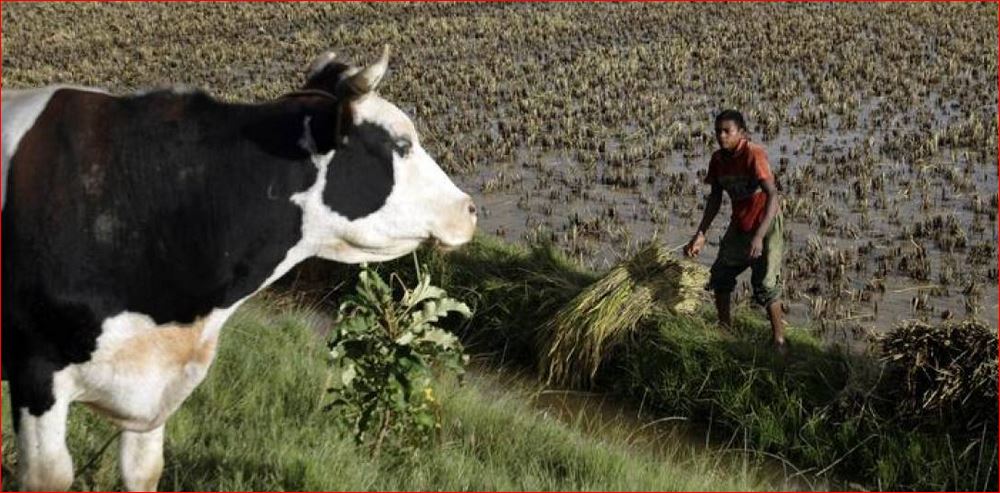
left=306, top=51, right=337, bottom=80
left=303, top=51, right=352, bottom=94
left=304, top=46, right=390, bottom=100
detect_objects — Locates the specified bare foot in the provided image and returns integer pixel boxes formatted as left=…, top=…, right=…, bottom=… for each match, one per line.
left=773, top=339, right=788, bottom=357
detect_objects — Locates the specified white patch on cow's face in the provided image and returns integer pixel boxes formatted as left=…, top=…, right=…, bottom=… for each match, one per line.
left=293, top=94, right=476, bottom=264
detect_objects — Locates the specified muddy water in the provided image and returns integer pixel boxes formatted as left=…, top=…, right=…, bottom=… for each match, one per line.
left=467, top=364, right=828, bottom=490
left=453, top=97, right=999, bottom=341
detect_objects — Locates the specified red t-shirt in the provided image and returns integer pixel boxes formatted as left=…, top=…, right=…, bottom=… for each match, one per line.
left=704, top=139, right=772, bottom=233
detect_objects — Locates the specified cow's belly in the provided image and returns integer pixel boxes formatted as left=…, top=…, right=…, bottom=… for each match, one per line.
left=71, top=309, right=234, bottom=431
left=77, top=369, right=212, bottom=431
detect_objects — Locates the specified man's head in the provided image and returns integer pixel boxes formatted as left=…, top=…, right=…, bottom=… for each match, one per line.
left=714, top=109, right=747, bottom=153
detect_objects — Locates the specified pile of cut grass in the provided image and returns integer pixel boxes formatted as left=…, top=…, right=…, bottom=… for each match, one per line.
left=877, top=319, right=998, bottom=429
left=538, top=243, right=708, bottom=387
left=363, top=237, right=600, bottom=367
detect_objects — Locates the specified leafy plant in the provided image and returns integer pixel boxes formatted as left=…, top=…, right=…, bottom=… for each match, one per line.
left=325, top=263, right=471, bottom=458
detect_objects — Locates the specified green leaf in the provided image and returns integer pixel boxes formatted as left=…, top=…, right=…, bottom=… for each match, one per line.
left=341, top=363, right=357, bottom=386
left=414, top=411, right=435, bottom=428
left=411, top=299, right=472, bottom=328
left=395, top=331, right=416, bottom=346
left=418, top=328, right=460, bottom=350
left=403, top=273, right=448, bottom=308
left=328, top=346, right=343, bottom=361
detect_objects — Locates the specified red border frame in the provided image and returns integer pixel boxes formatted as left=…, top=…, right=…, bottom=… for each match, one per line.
left=0, top=2, right=996, bottom=492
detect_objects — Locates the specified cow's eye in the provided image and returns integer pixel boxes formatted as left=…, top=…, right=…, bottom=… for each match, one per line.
left=394, top=138, right=412, bottom=155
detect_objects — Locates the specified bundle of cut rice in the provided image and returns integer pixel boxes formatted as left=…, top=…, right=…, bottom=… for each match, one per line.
left=878, top=319, right=998, bottom=423
left=539, top=243, right=709, bottom=388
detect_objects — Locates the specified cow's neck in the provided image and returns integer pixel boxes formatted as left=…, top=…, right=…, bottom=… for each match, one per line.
left=142, top=98, right=328, bottom=321
left=85, top=92, right=325, bottom=325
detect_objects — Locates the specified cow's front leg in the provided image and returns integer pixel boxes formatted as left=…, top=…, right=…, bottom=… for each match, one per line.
left=17, top=401, right=74, bottom=491
left=120, top=425, right=165, bottom=492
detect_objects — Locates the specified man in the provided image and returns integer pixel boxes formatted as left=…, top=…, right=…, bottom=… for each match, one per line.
left=684, top=109, right=786, bottom=352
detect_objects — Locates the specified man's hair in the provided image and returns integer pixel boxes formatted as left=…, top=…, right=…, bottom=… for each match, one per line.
left=714, top=109, right=747, bottom=131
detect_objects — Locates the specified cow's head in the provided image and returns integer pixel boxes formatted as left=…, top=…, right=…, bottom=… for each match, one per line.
left=291, top=46, right=476, bottom=263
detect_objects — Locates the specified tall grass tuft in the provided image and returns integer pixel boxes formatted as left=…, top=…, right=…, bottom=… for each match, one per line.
left=367, top=236, right=600, bottom=367
left=538, top=243, right=709, bottom=387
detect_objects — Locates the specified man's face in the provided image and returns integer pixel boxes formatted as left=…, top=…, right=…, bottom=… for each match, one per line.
left=715, top=119, right=744, bottom=152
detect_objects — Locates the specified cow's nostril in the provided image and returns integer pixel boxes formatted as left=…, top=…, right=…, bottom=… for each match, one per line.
left=465, top=199, right=477, bottom=215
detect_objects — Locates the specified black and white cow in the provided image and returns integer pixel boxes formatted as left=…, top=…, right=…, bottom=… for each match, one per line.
left=1, top=46, right=476, bottom=491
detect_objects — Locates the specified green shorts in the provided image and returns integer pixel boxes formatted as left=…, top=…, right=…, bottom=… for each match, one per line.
left=707, top=213, right=784, bottom=307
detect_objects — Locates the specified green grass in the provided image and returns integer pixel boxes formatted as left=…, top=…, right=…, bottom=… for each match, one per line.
left=621, top=310, right=997, bottom=491
left=3, top=235, right=994, bottom=490
left=1, top=300, right=789, bottom=491
left=368, top=235, right=998, bottom=490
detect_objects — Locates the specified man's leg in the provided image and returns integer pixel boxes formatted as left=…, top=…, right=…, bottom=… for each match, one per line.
left=708, top=227, right=746, bottom=331
left=766, top=300, right=786, bottom=347
left=715, top=290, right=733, bottom=328
left=752, top=213, right=786, bottom=351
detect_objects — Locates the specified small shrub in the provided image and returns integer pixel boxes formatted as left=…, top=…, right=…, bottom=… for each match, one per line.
left=325, top=264, right=471, bottom=459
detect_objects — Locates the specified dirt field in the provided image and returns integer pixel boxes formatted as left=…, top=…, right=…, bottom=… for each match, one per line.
left=3, top=2, right=997, bottom=336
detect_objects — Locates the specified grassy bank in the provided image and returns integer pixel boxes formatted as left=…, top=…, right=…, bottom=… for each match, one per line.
left=1, top=301, right=789, bottom=491
left=355, top=235, right=998, bottom=490
left=625, top=312, right=997, bottom=491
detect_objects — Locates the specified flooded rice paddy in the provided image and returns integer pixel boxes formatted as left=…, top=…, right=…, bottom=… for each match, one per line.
left=3, top=2, right=998, bottom=340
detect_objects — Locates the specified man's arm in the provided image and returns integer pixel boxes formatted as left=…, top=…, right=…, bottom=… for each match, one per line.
left=698, top=184, right=723, bottom=235
left=685, top=184, right=722, bottom=257
left=748, top=178, right=780, bottom=259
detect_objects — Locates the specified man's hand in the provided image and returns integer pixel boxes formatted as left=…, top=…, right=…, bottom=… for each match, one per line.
left=685, top=231, right=707, bottom=257
left=749, top=235, right=764, bottom=259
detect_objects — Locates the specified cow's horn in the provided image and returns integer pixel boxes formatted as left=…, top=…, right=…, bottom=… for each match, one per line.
left=345, top=45, right=390, bottom=94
